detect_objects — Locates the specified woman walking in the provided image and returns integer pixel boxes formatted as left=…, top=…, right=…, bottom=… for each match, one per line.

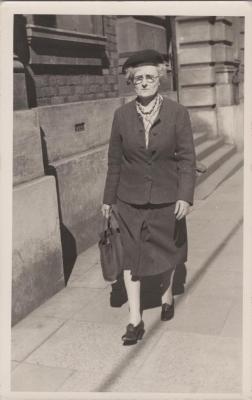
left=102, top=49, right=196, bottom=345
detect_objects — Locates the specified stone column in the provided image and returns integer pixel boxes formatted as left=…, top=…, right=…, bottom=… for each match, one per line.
left=214, top=17, right=244, bottom=150
left=213, top=17, right=238, bottom=107
left=176, top=16, right=218, bottom=137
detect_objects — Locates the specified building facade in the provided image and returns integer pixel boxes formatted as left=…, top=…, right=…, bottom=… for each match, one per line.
left=12, top=15, right=244, bottom=324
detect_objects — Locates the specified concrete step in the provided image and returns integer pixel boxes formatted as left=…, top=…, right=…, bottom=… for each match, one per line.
left=196, top=142, right=237, bottom=187
left=196, top=137, right=225, bottom=161
left=195, top=151, right=243, bottom=200
left=193, top=132, right=208, bottom=147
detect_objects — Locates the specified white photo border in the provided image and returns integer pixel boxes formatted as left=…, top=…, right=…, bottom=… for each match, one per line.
left=1, top=1, right=252, bottom=399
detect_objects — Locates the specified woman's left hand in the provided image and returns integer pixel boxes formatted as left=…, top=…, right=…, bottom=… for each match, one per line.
left=174, top=200, right=190, bottom=220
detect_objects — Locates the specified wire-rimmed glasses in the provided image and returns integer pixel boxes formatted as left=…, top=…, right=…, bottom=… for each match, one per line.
left=133, top=74, right=159, bottom=85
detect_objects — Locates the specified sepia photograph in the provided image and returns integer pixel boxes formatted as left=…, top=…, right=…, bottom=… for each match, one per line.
left=1, top=1, right=252, bottom=398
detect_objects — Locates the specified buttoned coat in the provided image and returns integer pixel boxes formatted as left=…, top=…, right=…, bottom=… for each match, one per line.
left=103, top=97, right=196, bottom=206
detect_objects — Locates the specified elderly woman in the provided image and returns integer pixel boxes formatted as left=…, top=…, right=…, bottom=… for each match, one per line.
left=102, top=49, right=196, bottom=345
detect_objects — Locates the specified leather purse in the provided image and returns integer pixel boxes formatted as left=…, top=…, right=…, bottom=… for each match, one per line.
left=99, top=211, right=124, bottom=282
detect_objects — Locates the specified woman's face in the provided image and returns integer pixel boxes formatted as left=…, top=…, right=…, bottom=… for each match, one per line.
left=132, top=65, right=160, bottom=99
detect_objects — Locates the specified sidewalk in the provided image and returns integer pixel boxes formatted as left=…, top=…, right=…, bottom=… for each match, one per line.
left=11, top=168, right=243, bottom=393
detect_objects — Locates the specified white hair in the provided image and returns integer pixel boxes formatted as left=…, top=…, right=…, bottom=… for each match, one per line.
left=125, top=63, right=167, bottom=84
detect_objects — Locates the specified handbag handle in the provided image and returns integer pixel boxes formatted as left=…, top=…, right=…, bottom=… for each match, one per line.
left=102, top=207, right=120, bottom=234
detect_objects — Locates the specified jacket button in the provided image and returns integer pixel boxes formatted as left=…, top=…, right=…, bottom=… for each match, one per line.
left=152, top=132, right=158, bottom=136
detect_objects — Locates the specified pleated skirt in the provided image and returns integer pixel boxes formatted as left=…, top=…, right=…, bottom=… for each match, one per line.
left=116, top=198, right=188, bottom=278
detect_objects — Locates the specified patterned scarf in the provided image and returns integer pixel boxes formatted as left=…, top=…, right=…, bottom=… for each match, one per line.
left=136, top=93, right=163, bottom=148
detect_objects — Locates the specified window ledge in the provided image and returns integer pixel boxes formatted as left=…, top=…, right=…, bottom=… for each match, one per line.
left=26, top=24, right=107, bottom=46
left=26, top=24, right=107, bottom=67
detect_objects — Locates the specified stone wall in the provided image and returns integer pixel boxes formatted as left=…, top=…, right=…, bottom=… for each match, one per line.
left=12, top=109, right=65, bottom=325
left=176, top=16, right=244, bottom=142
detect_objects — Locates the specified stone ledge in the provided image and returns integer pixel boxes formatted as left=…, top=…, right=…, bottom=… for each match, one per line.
left=26, top=24, right=107, bottom=46
left=26, top=24, right=107, bottom=67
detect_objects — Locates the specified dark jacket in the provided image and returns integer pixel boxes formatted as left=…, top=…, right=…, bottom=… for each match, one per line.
left=103, top=97, right=196, bottom=205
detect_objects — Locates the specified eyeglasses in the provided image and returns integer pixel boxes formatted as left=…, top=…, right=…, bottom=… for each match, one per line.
left=133, top=74, right=159, bottom=85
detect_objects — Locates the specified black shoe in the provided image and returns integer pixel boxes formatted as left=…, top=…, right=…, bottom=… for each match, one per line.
left=122, top=320, right=145, bottom=345
left=161, top=300, right=174, bottom=321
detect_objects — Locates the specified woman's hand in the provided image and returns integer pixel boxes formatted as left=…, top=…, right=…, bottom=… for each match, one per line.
left=101, top=204, right=112, bottom=219
left=174, top=200, right=190, bottom=220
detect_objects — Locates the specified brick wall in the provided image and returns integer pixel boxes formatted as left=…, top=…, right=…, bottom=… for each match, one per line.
left=34, top=16, right=119, bottom=106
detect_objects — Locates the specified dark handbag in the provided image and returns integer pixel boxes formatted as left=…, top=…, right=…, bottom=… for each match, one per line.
left=99, top=211, right=124, bottom=282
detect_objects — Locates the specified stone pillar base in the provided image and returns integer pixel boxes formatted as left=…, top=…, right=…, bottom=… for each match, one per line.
left=189, top=108, right=218, bottom=138
left=12, top=176, right=64, bottom=325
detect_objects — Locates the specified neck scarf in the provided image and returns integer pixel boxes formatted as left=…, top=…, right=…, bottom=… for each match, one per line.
left=136, top=94, right=163, bottom=148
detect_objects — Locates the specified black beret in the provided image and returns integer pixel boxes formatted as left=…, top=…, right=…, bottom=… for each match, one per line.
left=122, top=49, right=164, bottom=73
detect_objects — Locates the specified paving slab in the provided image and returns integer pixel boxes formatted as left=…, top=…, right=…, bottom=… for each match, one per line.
left=59, top=369, right=193, bottom=393
left=25, top=319, right=163, bottom=378
left=68, top=264, right=109, bottom=290
left=11, top=362, right=74, bottom=392
left=220, top=298, right=242, bottom=338
left=191, top=268, right=242, bottom=300
left=164, top=295, right=234, bottom=336
left=12, top=316, right=64, bottom=362
left=69, top=243, right=100, bottom=278
left=119, top=331, right=241, bottom=393
left=72, top=287, right=129, bottom=325
left=29, top=287, right=102, bottom=320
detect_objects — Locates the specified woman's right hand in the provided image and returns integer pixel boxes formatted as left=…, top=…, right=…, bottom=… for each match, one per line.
left=101, top=204, right=112, bottom=219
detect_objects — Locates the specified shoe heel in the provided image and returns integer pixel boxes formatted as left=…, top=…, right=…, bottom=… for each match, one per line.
left=137, top=328, right=145, bottom=340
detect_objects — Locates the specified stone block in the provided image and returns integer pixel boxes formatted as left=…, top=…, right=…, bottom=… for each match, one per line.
left=215, top=66, right=235, bottom=84
left=180, top=66, right=215, bottom=86
left=217, top=103, right=244, bottom=150
left=213, top=43, right=234, bottom=63
left=12, top=315, right=64, bottom=362
left=12, top=176, right=64, bottom=325
left=11, top=362, right=73, bottom=392
left=13, top=109, right=44, bottom=186
left=213, top=22, right=233, bottom=43
left=51, top=145, right=108, bottom=253
left=179, top=44, right=213, bottom=65
left=180, top=86, right=216, bottom=107
left=216, top=83, right=235, bottom=106
left=38, top=98, right=123, bottom=163
left=178, top=20, right=212, bottom=44
left=189, top=108, right=218, bottom=137
left=13, top=71, right=28, bottom=111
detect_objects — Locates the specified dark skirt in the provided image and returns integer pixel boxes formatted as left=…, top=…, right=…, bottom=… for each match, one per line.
left=116, top=198, right=188, bottom=278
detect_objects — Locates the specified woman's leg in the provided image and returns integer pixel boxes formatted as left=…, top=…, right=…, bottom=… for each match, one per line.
left=124, top=270, right=141, bottom=326
left=161, top=269, right=175, bottom=305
